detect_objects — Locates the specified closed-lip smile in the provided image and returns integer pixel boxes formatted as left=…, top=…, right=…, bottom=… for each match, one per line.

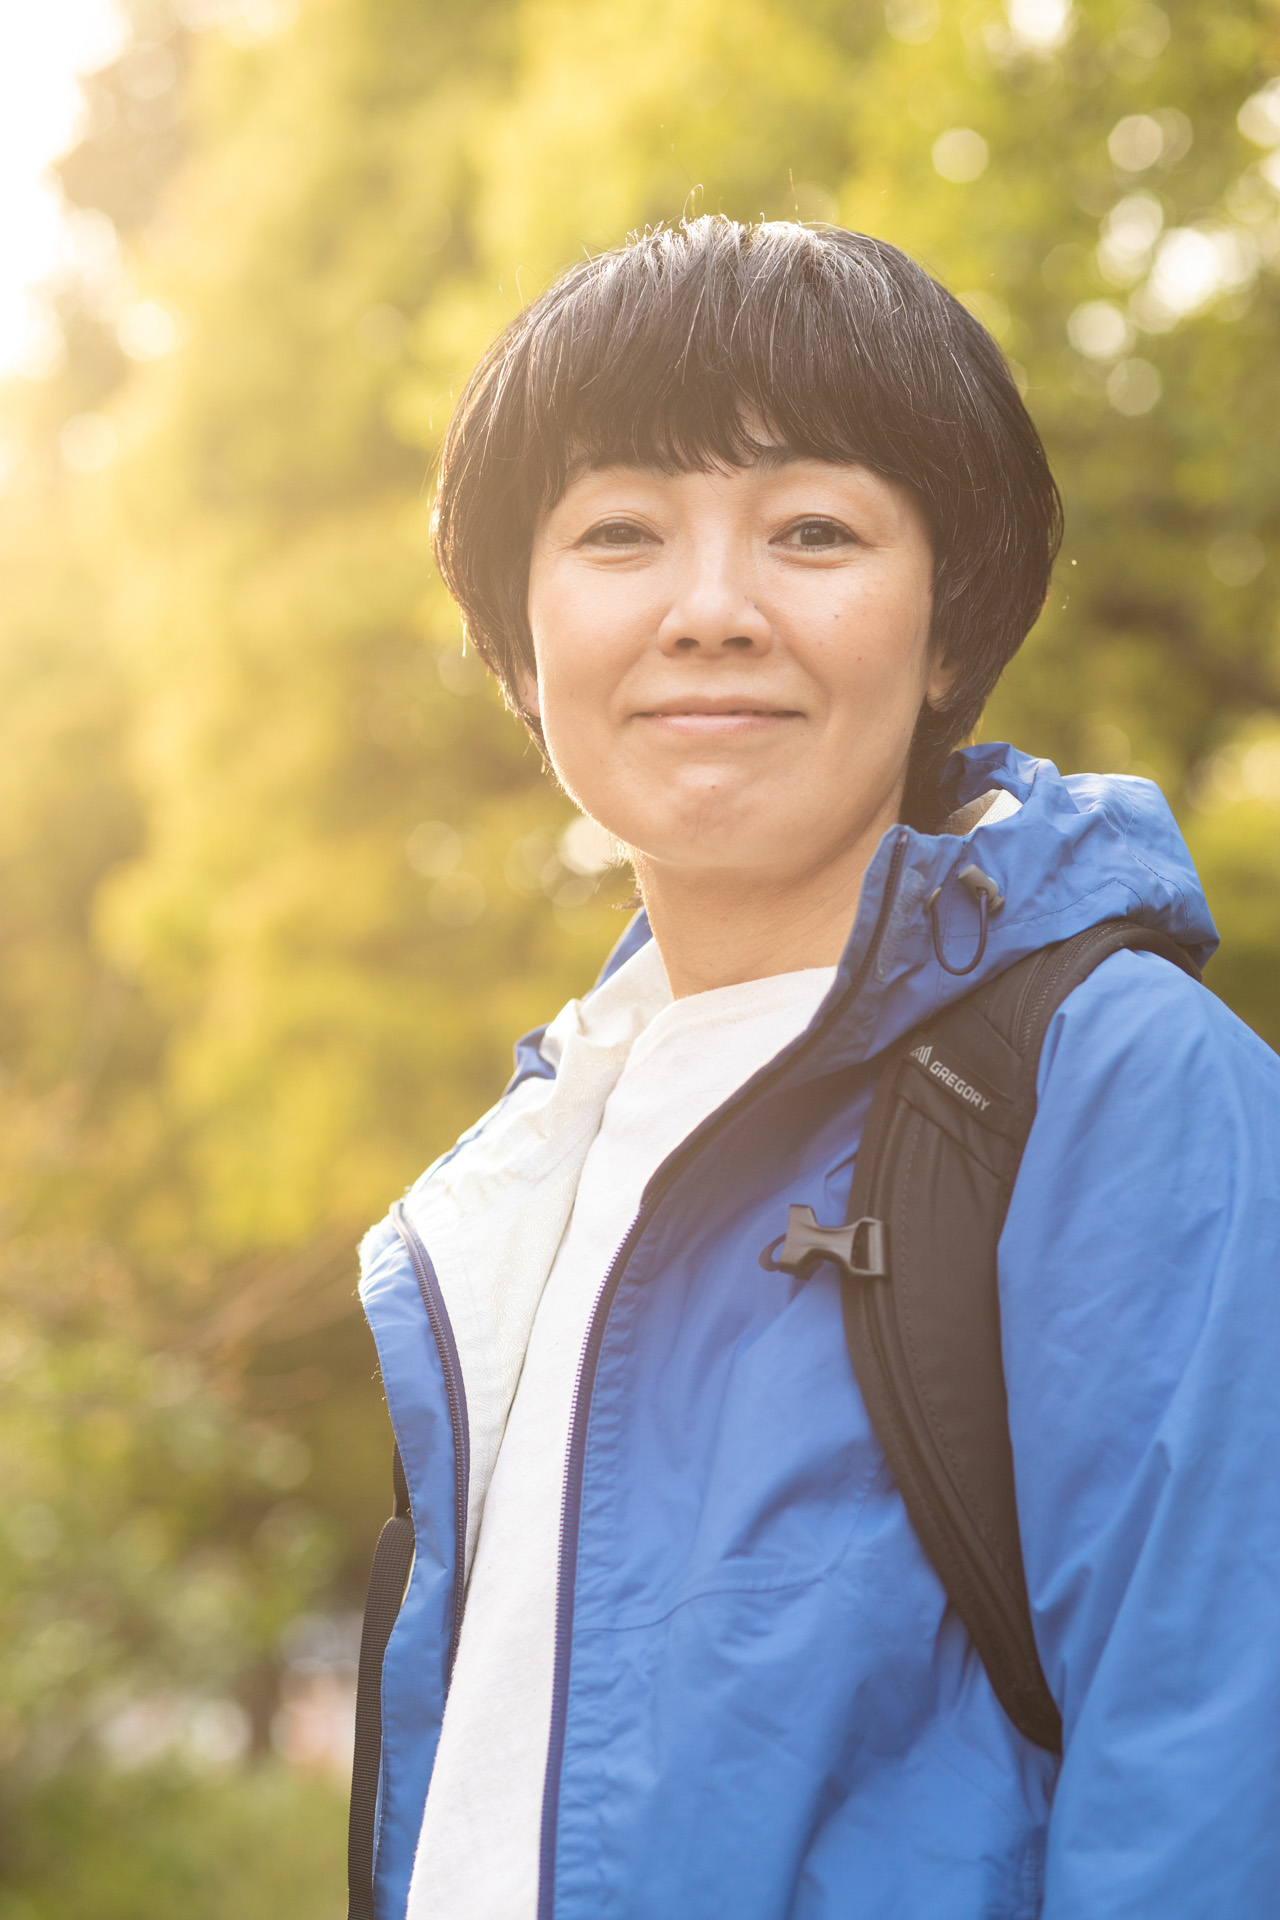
left=634, top=695, right=804, bottom=733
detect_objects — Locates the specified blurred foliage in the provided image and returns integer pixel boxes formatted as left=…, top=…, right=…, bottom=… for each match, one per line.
left=0, top=1764, right=345, bottom=1920
left=1, top=0, right=1279, bottom=1911
left=0, top=1246, right=337, bottom=1766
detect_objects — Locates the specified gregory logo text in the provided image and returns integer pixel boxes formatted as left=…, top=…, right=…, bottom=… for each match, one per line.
left=908, top=1043, right=991, bottom=1113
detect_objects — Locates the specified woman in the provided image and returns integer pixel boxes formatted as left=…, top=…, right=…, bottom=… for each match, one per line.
left=354, top=218, right=1280, bottom=1919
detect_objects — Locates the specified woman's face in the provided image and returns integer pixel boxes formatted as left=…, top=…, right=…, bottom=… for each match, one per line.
left=523, top=456, right=945, bottom=890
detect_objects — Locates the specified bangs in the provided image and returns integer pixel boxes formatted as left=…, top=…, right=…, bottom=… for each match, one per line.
left=516, top=221, right=957, bottom=500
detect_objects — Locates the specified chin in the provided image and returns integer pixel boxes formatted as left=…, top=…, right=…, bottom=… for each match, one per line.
left=632, top=830, right=806, bottom=877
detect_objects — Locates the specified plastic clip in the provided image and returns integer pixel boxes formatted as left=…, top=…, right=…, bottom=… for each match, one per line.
left=760, top=1204, right=888, bottom=1282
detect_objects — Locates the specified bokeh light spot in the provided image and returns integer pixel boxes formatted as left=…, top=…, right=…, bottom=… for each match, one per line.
left=932, top=129, right=988, bottom=183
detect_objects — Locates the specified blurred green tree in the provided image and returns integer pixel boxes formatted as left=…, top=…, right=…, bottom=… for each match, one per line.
left=10, top=0, right=1280, bottom=1264
left=85, top=0, right=1280, bottom=1263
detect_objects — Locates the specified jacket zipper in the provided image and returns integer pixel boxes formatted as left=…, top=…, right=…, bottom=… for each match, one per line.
left=391, top=1200, right=471, bottom=1679
left=535, top=830, right=910, bottom=1920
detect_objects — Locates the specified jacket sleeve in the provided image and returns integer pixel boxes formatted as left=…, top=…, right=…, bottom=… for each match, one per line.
left=998, top=946, right=1280, bottom=1918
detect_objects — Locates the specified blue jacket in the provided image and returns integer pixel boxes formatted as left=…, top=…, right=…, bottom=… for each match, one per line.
left=359, top=745, right=1280, bottom=1919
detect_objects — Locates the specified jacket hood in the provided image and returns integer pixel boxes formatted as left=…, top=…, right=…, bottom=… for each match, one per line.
left=579, top=743, right=1217, bottom=1081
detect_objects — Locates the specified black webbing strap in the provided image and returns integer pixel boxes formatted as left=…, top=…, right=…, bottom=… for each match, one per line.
left=348, top=1446, right=414, bottom=1920
left=839, top=919, right=1200, bottom=1752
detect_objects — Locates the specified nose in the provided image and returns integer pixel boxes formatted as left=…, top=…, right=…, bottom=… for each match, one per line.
left=655, top=540, right=772, bottom=657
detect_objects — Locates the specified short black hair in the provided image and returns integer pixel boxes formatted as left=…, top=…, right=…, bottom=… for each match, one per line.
left=431, top=216, right=1062, bottom=827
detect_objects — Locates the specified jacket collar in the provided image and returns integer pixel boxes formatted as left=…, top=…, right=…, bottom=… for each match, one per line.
left=534, top=743, right=1218, bottom=1091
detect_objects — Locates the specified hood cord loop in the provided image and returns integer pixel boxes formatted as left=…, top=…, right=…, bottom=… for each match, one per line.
left=928, top=865, right=1004, bottom=978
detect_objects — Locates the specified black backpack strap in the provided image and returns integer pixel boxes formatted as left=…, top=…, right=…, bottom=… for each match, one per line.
left=348, top=1445, right=415, bottom=1920
left=837, top=919, right=1200, bottom=1752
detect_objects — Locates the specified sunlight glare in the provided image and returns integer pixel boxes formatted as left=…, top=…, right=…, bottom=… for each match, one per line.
left=0, top=2, right=129, bottom=377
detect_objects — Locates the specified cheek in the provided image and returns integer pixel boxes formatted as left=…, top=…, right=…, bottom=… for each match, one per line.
left=525, top=572, right=642, bottom=786
left=809, top=572, right=934, bottom=715
left=530, top=594, right=612, bottom=731
left=528, top=566, right=657, bottom=713
left=527, top=567, right=587, bottom=710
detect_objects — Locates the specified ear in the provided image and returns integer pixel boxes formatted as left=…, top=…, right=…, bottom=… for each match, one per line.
left=514, top=666, right=541, bottom=718
left=924, top=644, right=956, bottom=710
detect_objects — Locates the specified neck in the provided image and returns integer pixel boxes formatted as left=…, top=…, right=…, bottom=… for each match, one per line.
left=633, top=810, right=897, bottom=999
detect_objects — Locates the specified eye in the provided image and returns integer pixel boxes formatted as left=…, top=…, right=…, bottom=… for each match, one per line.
left=778, top=517, right=859, bottom=550
left=578, top=518, right=655, bottom=549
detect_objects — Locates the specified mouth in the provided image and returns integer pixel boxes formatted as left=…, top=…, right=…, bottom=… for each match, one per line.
left=633, top=698, right=804, bottom=735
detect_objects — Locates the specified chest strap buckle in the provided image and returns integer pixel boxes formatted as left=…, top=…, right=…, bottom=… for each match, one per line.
left=760, top=1204, right=888, bottom=1282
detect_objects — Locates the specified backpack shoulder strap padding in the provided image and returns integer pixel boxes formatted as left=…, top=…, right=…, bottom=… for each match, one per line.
left=842, top=919, right=1200, bottom=1754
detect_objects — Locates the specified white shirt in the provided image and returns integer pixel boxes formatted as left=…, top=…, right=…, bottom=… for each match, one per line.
left=408, top=964, right=838, bottom=1920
